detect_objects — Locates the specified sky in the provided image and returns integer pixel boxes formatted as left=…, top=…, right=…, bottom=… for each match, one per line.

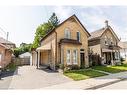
left=0, top=6, right=127, bottom=47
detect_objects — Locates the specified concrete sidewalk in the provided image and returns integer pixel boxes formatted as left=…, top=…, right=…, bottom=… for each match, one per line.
left=42, top=71, right=127, bottom=89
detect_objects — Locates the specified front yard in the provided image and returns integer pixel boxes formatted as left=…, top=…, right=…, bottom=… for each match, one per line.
left=92, top=64, right=127, bottom=73
left=64, top=63, right=127, bottom=81
left=64, top=69, right=107, bottom=81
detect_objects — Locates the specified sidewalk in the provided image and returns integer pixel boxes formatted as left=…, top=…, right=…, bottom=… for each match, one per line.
left=42, top=71, right=127, bottom=89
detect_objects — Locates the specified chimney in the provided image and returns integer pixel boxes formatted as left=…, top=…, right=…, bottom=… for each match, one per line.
left=105, top=20, right=109, bottom=28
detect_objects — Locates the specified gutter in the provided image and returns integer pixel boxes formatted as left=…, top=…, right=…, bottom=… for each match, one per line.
left=54, top=30, right=57, bottom=70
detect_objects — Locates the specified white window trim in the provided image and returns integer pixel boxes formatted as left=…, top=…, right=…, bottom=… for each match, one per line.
left=73, top=49, right=78, bottom=64
left=64, top=28, right=71, bottom=39
left=61, top=48, right=64, bottom=64
left=66, top=49, right=71, bottom=65
left=77, top=31, right=80, bottom=42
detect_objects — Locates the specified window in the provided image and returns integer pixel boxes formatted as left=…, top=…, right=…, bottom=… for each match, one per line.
left=65, top=28, right=71, bottom=39
left=77, top=32, right=80, bottom=42
left=104, top=36, right=108, bottom=45
left=111, top=37, right=113, bottom=45
left=67, top=50, right=71, bottom=64
left=73, top=50, right=78, bottom=64
left=61, top=48, right=64, bottom=64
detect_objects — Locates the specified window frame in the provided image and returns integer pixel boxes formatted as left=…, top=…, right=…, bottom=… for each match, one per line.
left=104, top=36, right=108, bottom=45
left=73, top=49, right=78, bottom=64
left=77, top=31, right=80, bottom=42
left=66, top=49, right=71, bottom=65
left=64, top=28, right=71, bottom=39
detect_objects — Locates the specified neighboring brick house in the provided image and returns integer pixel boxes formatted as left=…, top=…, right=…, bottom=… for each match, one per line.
left=0, top=37, right=16, bottom=49
left=88, top=20, right=121, bottom=65
left=0, top=37, right=15, bottom=68
left=35, top=14, right=90, bottom=70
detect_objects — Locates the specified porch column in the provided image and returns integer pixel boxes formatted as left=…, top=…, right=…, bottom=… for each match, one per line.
left=111, top=50, right=114, bottom=66
left=37, top=50, right=40, bottom=68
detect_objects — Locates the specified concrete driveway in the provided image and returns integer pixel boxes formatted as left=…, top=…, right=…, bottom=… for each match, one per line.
left=8, top=66, right=72, bottom=89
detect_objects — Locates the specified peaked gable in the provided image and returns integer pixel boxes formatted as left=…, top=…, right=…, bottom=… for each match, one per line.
left=89, top=26, right=120, bottom=41
left=40, top=14, right=90, bottom=42
left=101, top=26, right=120, bottom=41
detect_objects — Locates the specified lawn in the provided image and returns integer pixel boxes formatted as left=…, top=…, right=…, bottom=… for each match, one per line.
left=92, top=64, right=127, bottom=73
left=64, top=69, right=107, bottom=81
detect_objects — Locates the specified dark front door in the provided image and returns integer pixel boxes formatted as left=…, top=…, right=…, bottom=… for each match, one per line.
left=106, top=52, right=111, bottom=65
left=80, top=53, right=85, bottom=68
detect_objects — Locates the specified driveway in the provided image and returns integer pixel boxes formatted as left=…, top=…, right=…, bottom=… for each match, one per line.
left=8, top=66, right=72, bottom=89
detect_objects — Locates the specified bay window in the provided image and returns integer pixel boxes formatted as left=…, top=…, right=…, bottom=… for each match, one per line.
left=73, top=49, right=78, bottom=64
left=67, top=50, right=71, bottom=64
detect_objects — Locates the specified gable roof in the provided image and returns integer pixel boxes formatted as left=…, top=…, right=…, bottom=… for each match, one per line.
left=118, top=41, right=127, bottom=49
left=89, top=26, right=120, bottom=41
left=0, top=37, right=15, bottom=45
left=40, top=14, right=90, bottom=42
left=0, top=43, right=9, bottom=49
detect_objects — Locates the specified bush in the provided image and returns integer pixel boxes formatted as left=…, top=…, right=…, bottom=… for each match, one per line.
left=55, top=63, right=60, bottom=70
left=66, top=65, right=80, bottom=70
left=59, top=63, right=65, bottom=70
left=4, top=63, right=17, bottom=72
left=121, top=57, right=125, bottom=62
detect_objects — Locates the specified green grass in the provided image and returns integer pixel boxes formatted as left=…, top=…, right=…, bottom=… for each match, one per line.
left=64, top=69, right=107, bottom=81
left=92, top=64, right=127, bottom=73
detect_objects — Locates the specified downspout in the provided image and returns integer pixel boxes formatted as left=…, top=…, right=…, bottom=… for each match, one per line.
left=54, top=30, right=57, bottom=71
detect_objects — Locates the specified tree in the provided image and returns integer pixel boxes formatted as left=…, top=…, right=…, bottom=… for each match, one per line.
left=48, top=12, right=60, bottom=29
left=13, top=43, right=32, bottom=57
left=32, top=13, right=60, bottom=48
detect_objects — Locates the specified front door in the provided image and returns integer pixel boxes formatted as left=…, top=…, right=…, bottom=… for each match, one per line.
left=80, top=53, right=85, bottom=68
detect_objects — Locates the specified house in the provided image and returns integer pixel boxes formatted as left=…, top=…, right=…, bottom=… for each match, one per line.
left=0, top=37, right=16, bottom=49
left=19, top=52, right=32, bottom=65
left=0, top=43, right=13, bottom=68
left=118, top=41, right=127, bottom=61
left=35, top=14, right=90, bottom=70
left=88, top=20, right=121, bottom=65
left=0, top=37, right=15, bottom=68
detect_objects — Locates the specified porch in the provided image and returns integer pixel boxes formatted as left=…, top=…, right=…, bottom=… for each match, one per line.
left=36, top=43, right=55, bottom=70
left=102, top=48, right=121, bottom=65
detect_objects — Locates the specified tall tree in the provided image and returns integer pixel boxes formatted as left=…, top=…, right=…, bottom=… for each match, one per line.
left=48, top=13, right=60, bottom=29
left=32, top=13, right=60, bottom=48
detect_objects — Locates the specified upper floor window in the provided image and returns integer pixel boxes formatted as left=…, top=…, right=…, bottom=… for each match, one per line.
left=104, top=36, right=108, bottom=45
left=77, top=31, right=80, bottom=42
left=64, top=28, right=71, bottom=39
left=110, top=37, right=113, bottom=45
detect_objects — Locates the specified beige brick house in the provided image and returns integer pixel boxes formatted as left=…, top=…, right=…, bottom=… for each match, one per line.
left=35, top=14, right=90, bottom=70
left=88, top=20, right=121, bottom=65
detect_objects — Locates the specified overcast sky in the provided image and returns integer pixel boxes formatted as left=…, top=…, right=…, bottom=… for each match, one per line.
left=0, top=6, right=127, bottom=47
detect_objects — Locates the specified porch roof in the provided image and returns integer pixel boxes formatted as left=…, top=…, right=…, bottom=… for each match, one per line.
left=102, top=49, right=116, bottom=52
left=36, top=43, right=51, bottom=51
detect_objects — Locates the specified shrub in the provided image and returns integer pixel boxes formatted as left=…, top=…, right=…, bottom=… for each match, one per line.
left=121, top=57, right=125, bottom=62
left=55, top=63, right=59, bottom=70
left=59, top=63, right=65, bottom=70
left=4, top=63, right=17, bottom=72
left=66, top=65, right=80, bottom=70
